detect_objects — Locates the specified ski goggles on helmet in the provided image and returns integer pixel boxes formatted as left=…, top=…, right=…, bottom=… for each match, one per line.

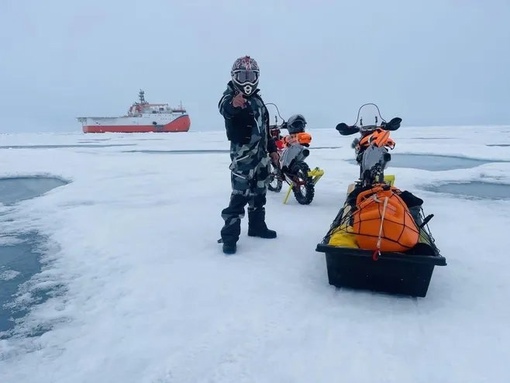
left=233, top=69, right=259, bottom=84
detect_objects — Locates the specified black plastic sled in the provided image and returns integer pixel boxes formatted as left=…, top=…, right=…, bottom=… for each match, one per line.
left=316, top=241, right=446, bottom=298
left=315, top=203, right=447, bottom=298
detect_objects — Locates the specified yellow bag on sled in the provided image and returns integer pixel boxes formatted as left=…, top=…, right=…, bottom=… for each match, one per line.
left=328, top=225, right=359, bottom=248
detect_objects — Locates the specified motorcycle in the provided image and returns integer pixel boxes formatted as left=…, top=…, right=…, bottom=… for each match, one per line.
left=265, top=103, right=324, bottom=205
left=314, top=103, right=446, bottom=298
left=335, top=103, right=402, bottom=188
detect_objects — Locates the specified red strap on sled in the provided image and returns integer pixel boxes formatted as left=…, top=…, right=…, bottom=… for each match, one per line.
left=371, top=196, right=388, bottom=261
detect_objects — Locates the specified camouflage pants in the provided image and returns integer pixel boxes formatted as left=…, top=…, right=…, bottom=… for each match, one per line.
left=220, top=155, right=270, bottom=244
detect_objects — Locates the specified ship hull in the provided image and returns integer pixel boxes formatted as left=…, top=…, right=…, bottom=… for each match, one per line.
left=82, top=115, right=191, bottom=133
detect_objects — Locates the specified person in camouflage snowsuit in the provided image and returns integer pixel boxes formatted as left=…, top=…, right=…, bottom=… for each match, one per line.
left=218, top=56, right=279, bottom=254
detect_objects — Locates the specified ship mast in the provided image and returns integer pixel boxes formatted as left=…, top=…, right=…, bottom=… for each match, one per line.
left=138, top=89, right=147, bottom=104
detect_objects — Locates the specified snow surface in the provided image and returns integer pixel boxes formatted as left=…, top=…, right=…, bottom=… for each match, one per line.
left=1, top=126, right=510, bottom=383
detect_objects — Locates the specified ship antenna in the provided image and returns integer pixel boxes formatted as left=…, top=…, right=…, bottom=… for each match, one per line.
left=139, top=89, right=146, bottom=104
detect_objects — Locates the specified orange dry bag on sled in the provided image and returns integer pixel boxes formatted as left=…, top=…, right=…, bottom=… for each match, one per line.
left=352, top=185, right=420, bottom=252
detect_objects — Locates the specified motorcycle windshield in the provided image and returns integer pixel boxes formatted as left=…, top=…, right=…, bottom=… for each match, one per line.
left=356, top=103, right=384, bottom=132
left=265, top=103, right=284, bottom=126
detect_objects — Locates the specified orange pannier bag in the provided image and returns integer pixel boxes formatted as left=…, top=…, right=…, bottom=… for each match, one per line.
left=358, top=128, right=395, bottom=151
left=284, top=132, right=312, bottom=146
left=351, top=185, right=419, bottom=252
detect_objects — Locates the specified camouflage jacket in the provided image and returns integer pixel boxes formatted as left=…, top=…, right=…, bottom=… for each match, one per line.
left=218, top=81, right=277, bottom=161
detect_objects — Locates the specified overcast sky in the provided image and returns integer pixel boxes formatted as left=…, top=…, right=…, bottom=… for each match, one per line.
left=1, top=0, right=509, bottom=133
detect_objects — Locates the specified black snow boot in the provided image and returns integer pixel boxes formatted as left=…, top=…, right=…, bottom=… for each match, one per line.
left=220, top=195, right=246, bottom=255
left=247, top=207, right=277, bottom=239
left=222, top=242, right=237, bottom=254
